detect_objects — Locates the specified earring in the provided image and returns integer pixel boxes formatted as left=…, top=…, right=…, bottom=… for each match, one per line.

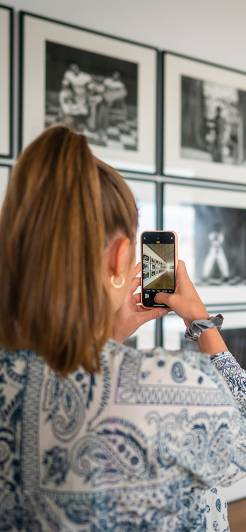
left=110, top=275, right=125, bottom=289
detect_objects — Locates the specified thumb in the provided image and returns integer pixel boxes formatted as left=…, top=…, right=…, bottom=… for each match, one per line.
left=154, top=292, right=173, bottom=306
left=137, top=307, right=168, bottom=326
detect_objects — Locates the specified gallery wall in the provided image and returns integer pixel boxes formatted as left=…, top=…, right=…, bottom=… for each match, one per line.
left=3, top=0, right=246, bottom=164
left=8, top=0, right=246, bottom=71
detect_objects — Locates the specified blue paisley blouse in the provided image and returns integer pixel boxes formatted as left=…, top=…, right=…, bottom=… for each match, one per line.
left=0, top=340, right=245, bottom=531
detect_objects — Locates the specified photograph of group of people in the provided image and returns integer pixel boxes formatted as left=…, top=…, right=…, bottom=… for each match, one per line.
left=181, top=76, right=246, bottom=165
left=45, top=40, right=138, bottom=151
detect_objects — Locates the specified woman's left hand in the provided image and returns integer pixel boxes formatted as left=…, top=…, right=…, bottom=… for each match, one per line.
left=112, top=263, right=168, bottom=343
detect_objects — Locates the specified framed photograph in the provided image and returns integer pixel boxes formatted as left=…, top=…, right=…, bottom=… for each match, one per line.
left=20, top=12, right=157, bottom=173
left=164, top=182, right=246, bottom=306
left=163, top=310, right=246, bottom=370
left=125, top=178, right=156, bottom=348
left=0, top=164, right=10, bottom=207
left=0, top=5, right=13, bottom=158
left=164, top=53, right=246, bottom=183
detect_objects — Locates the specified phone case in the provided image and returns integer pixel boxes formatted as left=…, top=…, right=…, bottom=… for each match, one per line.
left=140, top=230, right=178, bottom=308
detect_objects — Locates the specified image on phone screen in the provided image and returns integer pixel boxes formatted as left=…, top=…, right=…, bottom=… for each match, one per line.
left=142, top=232, right=176, bottom=307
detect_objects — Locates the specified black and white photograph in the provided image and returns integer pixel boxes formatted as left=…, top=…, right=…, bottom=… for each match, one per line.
left=194, top=205, right=246, bottom=287
left=0, top=165, right=10, bottom=209
left=164, top=182, right=246, bottom=305
left=45, top=41, right=138, bottom=151
left=181, top=76, right=246, bottom=166
left=0, top=5, right=13, bottom=158
left=164, top=53, right=246, bottom=183
left=163, top=311, right=246, bottom=370
left=21, top=13, right=157, bottom=172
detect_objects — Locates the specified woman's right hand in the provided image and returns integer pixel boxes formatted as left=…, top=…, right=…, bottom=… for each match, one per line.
left=155, top=261, right=228, bottom=356
left=154, top=260, right=209, bottom=325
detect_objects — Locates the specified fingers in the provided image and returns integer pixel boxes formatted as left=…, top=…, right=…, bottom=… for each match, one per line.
left=133, top=292, right=141, bottom=304
left=133, top=293, right=171, bottom=313
left=154, top=292, right=173, bottom=305
left=135, top=262, right=141, bottom=275
left=137, top=307, right=168, bottom=325
left=133, top=291, right=169, bottom=307
left=177, top=260, right=186, bottom=271
left=176, top=260, right=198, bottom=295
left=176, top=260, right=191, bottom=284
left=130, top=276, right=141, bottom=293
left=132, top=292, right=171, bottom=312
left=129, top=263, right=141, bottom=294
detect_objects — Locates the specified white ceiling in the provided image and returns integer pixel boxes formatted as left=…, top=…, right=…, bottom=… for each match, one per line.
left=9, top=0, right=246, bottom=71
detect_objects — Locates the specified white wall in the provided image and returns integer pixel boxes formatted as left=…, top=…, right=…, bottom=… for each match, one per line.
left=5, top=0, right=246, bottom=71
left=2, top=0, right=245, bottom=165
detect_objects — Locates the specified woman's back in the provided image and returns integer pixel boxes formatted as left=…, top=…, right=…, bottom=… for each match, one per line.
left=1, top=340, right=244, bottom=531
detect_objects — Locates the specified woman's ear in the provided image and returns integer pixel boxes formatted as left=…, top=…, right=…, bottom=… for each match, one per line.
left=107, top=236, right=131, bottom=277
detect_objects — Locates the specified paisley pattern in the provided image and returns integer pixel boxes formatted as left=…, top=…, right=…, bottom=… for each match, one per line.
left=171, top=361, right=187, bottom=383
left=212, top=351, right=246, bottom=413
left=0, top=342, right=245, bottom=531
left=69, top=419, right=149, bottom=485
left=42, top=373, right=87, bottom=441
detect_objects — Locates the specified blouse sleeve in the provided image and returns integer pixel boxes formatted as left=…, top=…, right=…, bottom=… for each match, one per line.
left=145, top=349, right=246, bottom=490
left=110, top=342, right=246, bottom=492
left=211, top=351, right=246, bottom=414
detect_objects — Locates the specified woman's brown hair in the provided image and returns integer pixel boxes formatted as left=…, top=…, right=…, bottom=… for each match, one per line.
left=0, top=126, right=137, bottom=375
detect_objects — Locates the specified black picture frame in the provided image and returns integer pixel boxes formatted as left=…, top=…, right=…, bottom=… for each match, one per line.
left=163, top=51, right=246, bottom=185
left=162, top=177, right=246, bottom=308
left=0, top=4, right=13, bottom=158
left=163, top=309, right=246, bottom=370
left=19, top=11, right=159, bottom=174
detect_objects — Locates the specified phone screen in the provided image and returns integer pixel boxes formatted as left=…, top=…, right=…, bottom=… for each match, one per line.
left=141, top=232, right=176, bottom=307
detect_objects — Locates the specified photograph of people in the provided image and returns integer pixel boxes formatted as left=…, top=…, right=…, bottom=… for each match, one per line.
left=193, top=204, right=246, bottom=287
left=58, top=79, right=83, bottom=128
left=208, top=105, right=226, bottom=163
left=181, top=77, right=246, bottom=166
left=0, top=126, right=245, bottom=531
left=61, top=63, right=91, bottom=128
left=45, top=41, right=137, bottom=150
left=202, top=223, right=230, bottom=281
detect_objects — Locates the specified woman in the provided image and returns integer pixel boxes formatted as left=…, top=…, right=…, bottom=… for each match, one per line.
left=0, top=126, right=245, bottom=532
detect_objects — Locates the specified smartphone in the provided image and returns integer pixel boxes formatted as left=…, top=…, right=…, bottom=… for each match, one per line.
left=141, top=231, right=178, bottom=308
